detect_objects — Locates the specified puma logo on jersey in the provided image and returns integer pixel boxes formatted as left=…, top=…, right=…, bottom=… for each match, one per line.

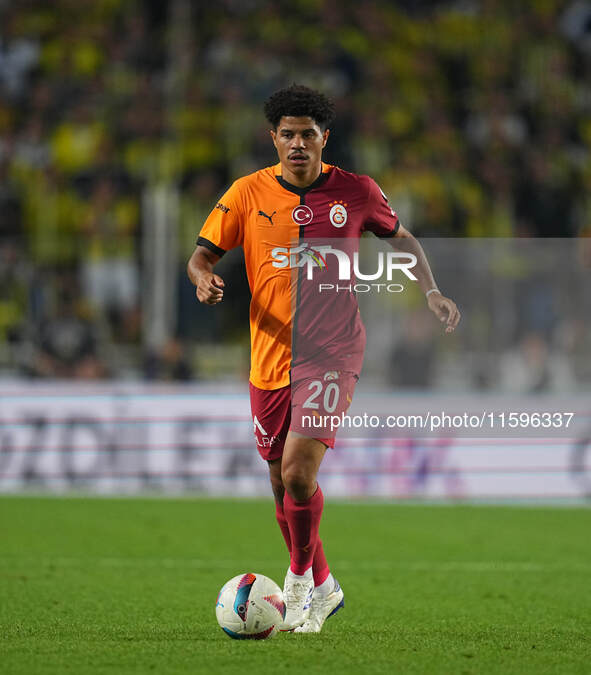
left=258, top=210, right=276, bottom=225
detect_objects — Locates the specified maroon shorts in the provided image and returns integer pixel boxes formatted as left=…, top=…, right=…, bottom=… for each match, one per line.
left=249, top=371, right=358, bottom=461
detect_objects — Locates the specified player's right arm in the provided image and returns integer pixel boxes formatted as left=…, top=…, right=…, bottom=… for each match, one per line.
left=187, top=246, right=225, bottom=305
left=187, top=180, right=245, bottom=306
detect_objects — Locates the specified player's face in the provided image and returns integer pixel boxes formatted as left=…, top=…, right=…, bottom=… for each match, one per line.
left=270, top=116, right=329, bottom=185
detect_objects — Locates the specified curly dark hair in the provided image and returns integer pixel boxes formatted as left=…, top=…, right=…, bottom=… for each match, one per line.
left=264, top=84, right=336, bottom=130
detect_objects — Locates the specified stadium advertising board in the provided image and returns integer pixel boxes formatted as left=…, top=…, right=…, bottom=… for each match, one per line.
left=0, top=382, right=588, bottom=501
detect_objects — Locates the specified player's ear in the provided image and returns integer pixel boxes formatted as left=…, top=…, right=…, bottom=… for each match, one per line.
left=269, top=128, right=277, bottom=148
left=322, top=128, right=330, bottom=147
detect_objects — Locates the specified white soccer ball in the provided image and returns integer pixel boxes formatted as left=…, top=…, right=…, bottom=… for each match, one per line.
left=215, top=573, right=286, bottom=640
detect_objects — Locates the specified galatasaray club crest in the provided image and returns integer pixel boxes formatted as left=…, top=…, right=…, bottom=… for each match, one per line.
left=291, top=205, right=314, bottom=226
left=329, top=201, right=348, bottom=228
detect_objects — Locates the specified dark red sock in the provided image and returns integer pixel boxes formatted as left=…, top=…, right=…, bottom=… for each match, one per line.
left=277, top=497, right=330, bottom=583
left=274, top=499, right=292, bottom=553
left=284, top=485, right=324, bottom=576
left=313, top=538, right=330, bottom=586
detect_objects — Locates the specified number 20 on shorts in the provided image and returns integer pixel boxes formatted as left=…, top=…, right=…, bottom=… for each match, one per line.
left=302, top=380, right=341, bottom=414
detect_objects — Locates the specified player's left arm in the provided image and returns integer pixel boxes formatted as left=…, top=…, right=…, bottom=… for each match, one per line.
left=391, top=224, right=461, bottom=333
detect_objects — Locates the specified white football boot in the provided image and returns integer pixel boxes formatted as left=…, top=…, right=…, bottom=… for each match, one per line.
left=293, top=578, right=344, bottom=633
left=281, top=568, right=314, bottom=631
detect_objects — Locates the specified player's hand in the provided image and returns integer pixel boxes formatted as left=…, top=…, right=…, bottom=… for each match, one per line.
left=196, top=273, right=225, bottom=305
left=427, top=291, right=460, bottom=333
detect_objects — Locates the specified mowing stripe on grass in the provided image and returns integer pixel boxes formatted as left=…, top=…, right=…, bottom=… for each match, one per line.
left=1, top=556, right=590, bottom=573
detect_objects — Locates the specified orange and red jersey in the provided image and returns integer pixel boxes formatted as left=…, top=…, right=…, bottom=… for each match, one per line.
left=198, top=162, right=399, bottom=390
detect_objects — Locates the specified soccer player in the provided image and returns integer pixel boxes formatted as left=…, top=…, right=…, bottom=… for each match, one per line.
left=187, top=85, right=460, bottom=633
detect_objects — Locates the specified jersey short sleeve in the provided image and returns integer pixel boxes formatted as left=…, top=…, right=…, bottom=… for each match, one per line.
left=363, top=177, right=400, bottom=238
left=197, top=180, right=245, bottom=256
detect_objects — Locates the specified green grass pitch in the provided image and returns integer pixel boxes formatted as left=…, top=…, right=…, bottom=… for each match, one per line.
left=1, top=497, right=590, bottom=674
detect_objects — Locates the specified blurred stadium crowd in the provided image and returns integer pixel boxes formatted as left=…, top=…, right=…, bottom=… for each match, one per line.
left=0, top=0, right=590, bottom=385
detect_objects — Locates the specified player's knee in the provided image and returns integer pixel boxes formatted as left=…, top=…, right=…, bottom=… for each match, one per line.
left=281, top=465, right=314, bottom=502
left=270, top=479, right=285, bottom=504
left=267, top=459, right=284, bottom=503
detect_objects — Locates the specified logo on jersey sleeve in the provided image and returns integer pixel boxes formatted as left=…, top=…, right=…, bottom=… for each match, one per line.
left=292, top=205, right=313, bottom=226
left=378, top=187, right=397, bottom=219
left=329, top=201, right=348, bottom=228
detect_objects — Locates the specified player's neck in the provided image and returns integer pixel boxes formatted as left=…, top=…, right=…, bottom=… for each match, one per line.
left=280, top=162, right=322, bottom=189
